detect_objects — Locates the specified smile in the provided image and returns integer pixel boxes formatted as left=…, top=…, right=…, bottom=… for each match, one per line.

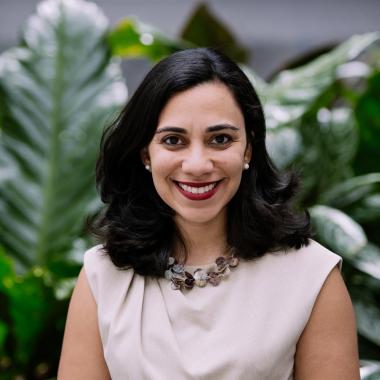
left=173, top=180, right=222, bottom=200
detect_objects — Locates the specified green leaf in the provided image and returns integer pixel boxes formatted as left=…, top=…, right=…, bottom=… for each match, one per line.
left=0, top=0, right=127, bottom=270
left=298, top=106, right=358, bottom=199
left=180, top=3, right=249, bottom=63
left=259, top=34, right=380, bottom=199
left=310, top=205, right=367, bottom=257
left=347, top=243, right=380, bottom=281
left=355, top=70, right=380, bottom=175
left=0, top=246, right=54, bottom=367
left=268, top=32, right=380, bottom=114
left=108, top=17, right=190, bottom=61
left=0, top=247, right=15, bottom=291
left=354, top=300, right=380, bottom=346
left=266, top=33, right=380, bottom=127
left=320, top=173, right=380, bottom=208
left=360, top=360, right=380, bottom=380
left=0, top=319, right=8, bottom=352
left=350, top=194, right=380, bottom=223
left=266, top=127, right=302, bottom=169
left=8, top=269, right=52, bottom=365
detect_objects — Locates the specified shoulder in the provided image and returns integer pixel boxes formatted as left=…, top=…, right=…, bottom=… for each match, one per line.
left=294, top=261, right=360, bottom=378
left=263, top=238, right=342, bottom=273
left=58, top=263, right=112, bottom=379
left=83, top=244, right=110, bottom=270
left=245, top=239, right=344, bottom=322
left=83, top=244, right=135, bottom=304
left=296, top=239, right=342, bottom=268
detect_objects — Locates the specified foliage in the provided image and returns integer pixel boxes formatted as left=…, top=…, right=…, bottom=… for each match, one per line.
left=0, top=0, right=127, bottom=377
left=0, top=0, right=126, bottom=273
left=0, top=246, right=73, bottom=378
left=355, top=70, right=380, bottom=175
left=243, top=32, right=380, bottom=361
left=109, top=3, right=249, bottom=64
left=0, top=0, right=379, bottom=378
left=180, top=3, right=249, bottom=63
left=108, top=17, right=190, bottom=62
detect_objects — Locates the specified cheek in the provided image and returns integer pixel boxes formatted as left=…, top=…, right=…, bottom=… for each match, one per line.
left=148, top=150, right=178, bottom=195
left=149, top=145, right=175, bottom=174
left=218, top=150, right=245, bottom=172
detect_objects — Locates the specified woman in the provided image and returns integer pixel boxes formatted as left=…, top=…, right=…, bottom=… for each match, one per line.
left=58, top=48, right=360, bottom=379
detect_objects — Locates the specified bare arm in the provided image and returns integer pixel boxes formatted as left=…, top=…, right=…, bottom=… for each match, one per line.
left=57, top=268, right=111, bottom=380
left=294, top=266, right=360, bottom=379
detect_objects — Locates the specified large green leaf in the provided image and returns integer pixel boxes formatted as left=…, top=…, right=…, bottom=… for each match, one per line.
left=0, top=0, right=127, bottom=271
left=266, top=32, right=380, bottom=129
left=310, top=205, right=367, bottom=257
left=249, top=34, right=380, bottom=181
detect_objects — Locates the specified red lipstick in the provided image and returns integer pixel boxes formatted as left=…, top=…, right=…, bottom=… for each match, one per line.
left=174, top=180, right=222, bottom=201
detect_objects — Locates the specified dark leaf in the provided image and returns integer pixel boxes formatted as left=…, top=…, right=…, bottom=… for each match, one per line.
left=180, top=3, right=249, bottom=63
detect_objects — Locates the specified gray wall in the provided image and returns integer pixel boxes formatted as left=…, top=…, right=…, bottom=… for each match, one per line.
left=1, top=0, right=379, bottom=91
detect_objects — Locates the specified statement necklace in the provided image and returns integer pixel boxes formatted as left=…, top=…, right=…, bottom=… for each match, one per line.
left=165, top=251, right=240, bottom=290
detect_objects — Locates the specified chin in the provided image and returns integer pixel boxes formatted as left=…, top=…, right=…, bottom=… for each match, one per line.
left=175, top=207, right=225, bottom=225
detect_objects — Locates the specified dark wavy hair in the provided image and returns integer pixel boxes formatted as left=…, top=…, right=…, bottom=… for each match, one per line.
left=90, top=47, right=311, bottom=276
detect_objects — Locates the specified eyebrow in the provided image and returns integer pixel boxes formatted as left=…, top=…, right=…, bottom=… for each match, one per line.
left=155, top=124, right=240, bottom=134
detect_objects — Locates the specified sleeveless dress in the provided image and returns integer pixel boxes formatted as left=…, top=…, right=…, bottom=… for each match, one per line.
left=83, top=239, right=342, bottom=380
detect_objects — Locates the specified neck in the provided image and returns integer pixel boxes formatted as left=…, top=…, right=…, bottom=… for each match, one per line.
left=173, top=212, right=228, bottom=266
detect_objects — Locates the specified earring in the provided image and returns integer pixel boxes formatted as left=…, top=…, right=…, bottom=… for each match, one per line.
left=145, top=164, right=151, bottom=172
left=244, top=162, right=249, bottom=170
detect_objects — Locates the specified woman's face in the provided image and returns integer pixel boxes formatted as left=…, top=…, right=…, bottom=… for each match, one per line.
left=144, top=81, right=251, bottom=226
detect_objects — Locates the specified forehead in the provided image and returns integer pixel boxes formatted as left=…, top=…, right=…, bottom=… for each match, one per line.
left=157, top=81, right=244, bottom=129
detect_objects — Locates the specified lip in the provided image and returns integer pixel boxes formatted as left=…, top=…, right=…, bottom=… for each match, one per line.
left=173, top=179, right=223, bottom=201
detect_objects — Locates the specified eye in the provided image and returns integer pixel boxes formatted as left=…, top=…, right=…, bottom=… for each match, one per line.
left=162, top=135, right=183, bottom=146
left=211, top=134, right=233, bottom=145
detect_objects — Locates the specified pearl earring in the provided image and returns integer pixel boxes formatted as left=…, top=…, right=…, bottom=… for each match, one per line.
left=145, top=164, right=151, bottom=172
left=244, top=163, right=249, bottom=170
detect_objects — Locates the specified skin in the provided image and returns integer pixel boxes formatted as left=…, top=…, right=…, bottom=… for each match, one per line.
left=58, top=268, right=111, bottom=379
left=58, top=81, right=360, bottom=378
left=294, top=266, right=360, bottom=379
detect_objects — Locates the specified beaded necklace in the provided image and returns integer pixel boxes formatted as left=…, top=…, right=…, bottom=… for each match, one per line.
left=164, top=252, right=240, bottom=290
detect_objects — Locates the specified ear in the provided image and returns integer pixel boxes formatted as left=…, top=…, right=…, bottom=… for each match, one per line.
left=244, top=142, right=252, bottom=163
left=140, top=147, right=150, bottom=166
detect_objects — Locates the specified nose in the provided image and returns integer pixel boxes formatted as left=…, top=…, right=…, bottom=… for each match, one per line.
left=181, top=145, right=214, bottom=177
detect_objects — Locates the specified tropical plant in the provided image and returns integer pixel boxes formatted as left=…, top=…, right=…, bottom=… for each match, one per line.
left=0, top=0, right=126, bottom=377
left=108, top=2, right=249, bottom=64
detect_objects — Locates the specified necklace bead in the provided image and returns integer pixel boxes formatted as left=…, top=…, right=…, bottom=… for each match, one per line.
left=165, top=251, right=240, bottom=290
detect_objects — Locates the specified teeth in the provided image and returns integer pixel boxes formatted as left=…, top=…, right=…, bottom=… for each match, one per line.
left=178, top=182, right=218, bottom=194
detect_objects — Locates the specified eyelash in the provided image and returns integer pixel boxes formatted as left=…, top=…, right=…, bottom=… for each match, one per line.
left=161, top=134, right=234, bottom=146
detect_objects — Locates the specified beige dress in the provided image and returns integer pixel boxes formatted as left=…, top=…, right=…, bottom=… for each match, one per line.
left=84, top=239, right=342, bottom=380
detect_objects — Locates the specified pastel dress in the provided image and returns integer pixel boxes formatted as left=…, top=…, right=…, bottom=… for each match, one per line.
left=83, top=239, right=342, bottom=380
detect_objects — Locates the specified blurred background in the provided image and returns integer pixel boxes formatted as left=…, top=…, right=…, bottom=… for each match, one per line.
left=1, top=0, right=380, bottom=90
left=0, top=0, right=379, bottom=379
